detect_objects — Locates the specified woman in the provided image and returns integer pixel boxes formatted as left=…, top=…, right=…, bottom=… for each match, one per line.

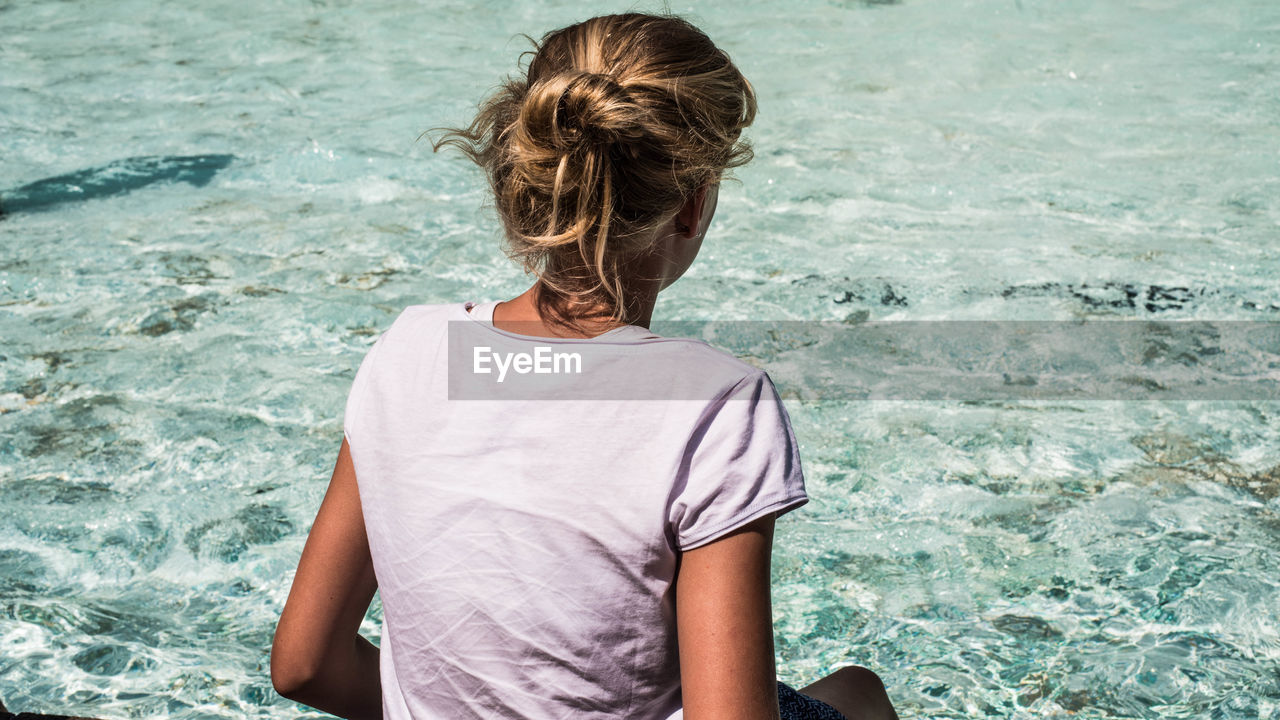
left=271, top=13, right=900, bottom=720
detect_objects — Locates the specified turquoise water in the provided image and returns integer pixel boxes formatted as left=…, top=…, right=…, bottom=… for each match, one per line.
left=2, top=0, right=1279, bottom=717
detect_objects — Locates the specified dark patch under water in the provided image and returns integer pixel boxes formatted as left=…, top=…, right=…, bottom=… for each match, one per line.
left=1001, top=281, right=1205, bottom=313
left=0, top=154, right=234, bottom=217
left=793, top=274, right=1280, bottom=315
left=183, top=503, right=293, bottom=564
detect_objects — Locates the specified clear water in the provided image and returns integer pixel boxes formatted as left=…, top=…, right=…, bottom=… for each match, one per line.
left=2, top=0, right=1279, bottom=717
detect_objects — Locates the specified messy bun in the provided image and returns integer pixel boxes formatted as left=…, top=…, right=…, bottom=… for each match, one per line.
left=432, top=13, right=757, bottom=334
left=523, top=72, right=647, bottom=150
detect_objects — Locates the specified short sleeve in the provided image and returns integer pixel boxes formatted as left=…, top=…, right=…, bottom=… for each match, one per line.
left=668, top=370, right=808, bottom=551
left=342, top=331, right=388, bottom=449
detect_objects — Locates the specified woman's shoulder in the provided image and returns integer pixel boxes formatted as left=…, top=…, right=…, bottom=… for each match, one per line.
left=599, top=333, right=776, bottom=406
left=374, top=301, right=470, bottom=341
left=350, top=302, right=468, bottom=369
left=391, top=301, right=466, bottom=326
left=638, top=330, right=766, bottom=375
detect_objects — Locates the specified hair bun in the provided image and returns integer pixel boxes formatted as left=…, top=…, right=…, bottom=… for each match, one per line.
left=522, top=72, right=645, bottom=151
left=434, top=13, right=757, bottom=332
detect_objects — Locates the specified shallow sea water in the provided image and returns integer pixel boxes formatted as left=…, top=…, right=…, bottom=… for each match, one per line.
left=2, top=0, right=1279, bottom=718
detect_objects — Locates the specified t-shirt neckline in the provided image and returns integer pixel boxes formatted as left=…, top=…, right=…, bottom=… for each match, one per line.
left=460, top=301, right=657, bottom=344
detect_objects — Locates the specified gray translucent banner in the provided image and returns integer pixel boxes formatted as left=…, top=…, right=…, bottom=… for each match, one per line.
left=447, top=320, right=1280, bottom=401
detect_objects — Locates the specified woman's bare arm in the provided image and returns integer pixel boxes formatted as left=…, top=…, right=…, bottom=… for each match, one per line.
left=271, top=438, right=381, bottom=719
left=676, top=513, right=782, bottom=720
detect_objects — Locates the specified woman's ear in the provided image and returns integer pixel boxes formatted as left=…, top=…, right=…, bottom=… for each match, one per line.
left=674, top=185, right=710, bottom=239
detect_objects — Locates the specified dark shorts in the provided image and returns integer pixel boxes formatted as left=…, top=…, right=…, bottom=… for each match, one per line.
left=778, top=681, right=848, bottom=720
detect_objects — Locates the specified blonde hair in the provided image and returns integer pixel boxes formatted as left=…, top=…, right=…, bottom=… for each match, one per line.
left=433, top=13, right=757, bottom=334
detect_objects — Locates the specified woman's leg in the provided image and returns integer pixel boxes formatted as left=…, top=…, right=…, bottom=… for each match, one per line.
left=798, top=666, right=900, bottom=720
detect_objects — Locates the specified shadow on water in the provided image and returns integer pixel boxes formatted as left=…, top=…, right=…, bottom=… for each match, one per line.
left=0, top=711, right=105, bottom=720
left=0, top=154, right=234, bottom=217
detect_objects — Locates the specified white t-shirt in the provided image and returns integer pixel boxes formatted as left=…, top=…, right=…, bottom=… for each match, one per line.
left=343, top=300, right=808, bottom=720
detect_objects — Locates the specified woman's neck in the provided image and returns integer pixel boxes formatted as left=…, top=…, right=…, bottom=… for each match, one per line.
left=493, top=280, right=659, bottom=339
left=491, top=219, right=694, bottom=339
